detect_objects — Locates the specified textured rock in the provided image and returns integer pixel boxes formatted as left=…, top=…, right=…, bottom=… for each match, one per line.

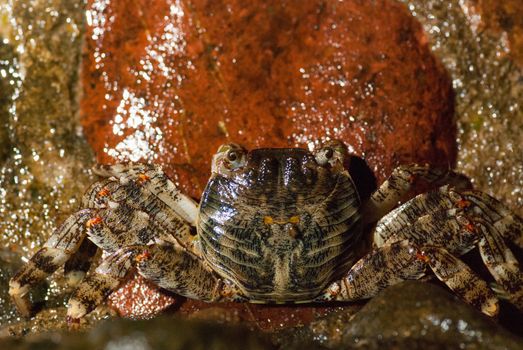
left=473, top=0, right=523, bottom=66
left=81, top=0, right=456, bottom=199
left=0, top=0, right=94, bottom=257
left=276, top=281, right=523, bottom=349
left=0, top=0, right=99, bottom=334
left=400, top=0, right=523, bottom=217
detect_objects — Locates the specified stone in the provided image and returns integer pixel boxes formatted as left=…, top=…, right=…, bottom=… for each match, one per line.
left=276, top=281, right=523, bottom=349
left=0, top=315, right=273, bottom=350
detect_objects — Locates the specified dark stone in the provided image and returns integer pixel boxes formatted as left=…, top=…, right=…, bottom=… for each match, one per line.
left=276, top=281, right=523, bottom=349
left=0, top=316, right=273, bottom=350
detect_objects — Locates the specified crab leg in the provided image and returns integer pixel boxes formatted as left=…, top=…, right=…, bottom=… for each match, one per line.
left=67, top=249, right=134, bottom=321
left=93, top=163, right=199, bottom=226
left=363, top=187, right=521, bottom=314
left=63, top=238, right=99, bottom=286
left=460, top=191, right=523, bottom=248
left=319, top=240, right=426, bottom=301
left=475, top=221, right=523, bottom=309
left=373, top=185, right=523, bottom=249
left=322, top=240, right=499, bottom=316
left=132, top=245, right=223, bottom=301
left=9, top=209, right=96, bottom=317
left=375, top=208, right=480, bottom=255
left=361, top=164, right=471, bottom=224
left=60, top=179, right=120, bottom=285
left=66, top=244, right=224, bottom=321
left=418, top=246, right=499, bottom=316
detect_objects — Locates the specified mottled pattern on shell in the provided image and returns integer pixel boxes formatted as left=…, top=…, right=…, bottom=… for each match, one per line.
left=198, top=148, right=361, bottom=301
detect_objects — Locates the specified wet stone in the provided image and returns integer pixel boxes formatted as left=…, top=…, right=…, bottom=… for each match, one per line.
left=82, top=0, right=456, bottom=200
left=0, top=0, right=100, bottom=335
left=0, top=0, right=94, bottom=256
left=0, top=40, right=15, bottom=165
left=400, top=0, right=523, bottom=217
left=276, top=281, right=523, bottom=349
left=0, top=316, right=273, bottom=350
left=0, top=250, right=25, bottom=328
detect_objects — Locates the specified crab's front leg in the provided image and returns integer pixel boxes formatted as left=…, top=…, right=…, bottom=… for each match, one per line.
left=321, top=240, right=499, bottom=316
left=361, top=164, right=471, bottom=224
left=66, top=243, right=228, bottom=320
left=64, top=163, right=239, bottom=321
left=326, top=182, right=523, bottom=316
left=371, top=184, right=523, bottom=310
left=8, top=209, right=96, bottom=317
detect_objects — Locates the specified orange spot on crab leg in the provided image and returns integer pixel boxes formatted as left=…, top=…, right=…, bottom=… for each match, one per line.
left=137, top=173, right=150, bottom=184
left=86, top=217, right=103, bottom=228
left=457, top=199, right=471, bottom=208
left=289, top=216, right=300, bottom=224
left=97, top=187, right=110, bottom=197
left=263, top=216, right=274, bottom=225
left=415, top=250, right=431, bottom=263
left=135, top=250, right=151, bottom=263
left=464, top=222, right=476, bottom=233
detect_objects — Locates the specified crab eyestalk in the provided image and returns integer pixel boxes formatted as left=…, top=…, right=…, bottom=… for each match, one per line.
left=314, top=139, right=348, bottom=171
left=211, top=143, right=246, bottom=176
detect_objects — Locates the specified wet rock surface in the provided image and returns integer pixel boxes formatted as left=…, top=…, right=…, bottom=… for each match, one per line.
left=2, top=282, right=520, bottom=349
left=81, top=0, right=456, bottom=200
left=400, top=0, right=523, bottom=217
left=0, top=0, right=100, bottom=333
left=0, top=0, right=94, bottom=255
left=276, top=282, right=523, bottom=349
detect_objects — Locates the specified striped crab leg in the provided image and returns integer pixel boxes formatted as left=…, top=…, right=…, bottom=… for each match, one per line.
left=8, top=209, right=97, bottom=317
left=8, top=178, right=118, bottom=317
left=66, top=244, right=226, bottom=322
left=361, top=164, right=471, bottom=224
left=320, top=240, right=499, bottom=316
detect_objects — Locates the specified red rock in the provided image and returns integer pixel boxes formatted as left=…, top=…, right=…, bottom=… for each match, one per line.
left=82, top=0, right=456, bottom=329
left=107, top=274, right=180, bottom=319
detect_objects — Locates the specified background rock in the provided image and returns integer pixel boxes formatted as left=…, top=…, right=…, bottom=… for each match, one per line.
left=81, top=0, right=456, bottom=199
left=400, top=0, right=523, bottom=217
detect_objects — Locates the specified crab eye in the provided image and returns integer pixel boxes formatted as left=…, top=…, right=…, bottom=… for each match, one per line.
left=212, top=143, right=247, bottom=175
left=324, top=147, right=334, bottom=159
left=227, top=150, right=238, bottom=162
left=225, top=148, right=245, bottom=168
left=314, top=141, right=347, bottom=168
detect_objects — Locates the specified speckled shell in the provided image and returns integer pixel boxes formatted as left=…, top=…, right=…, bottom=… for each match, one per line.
left=198, top=148, right=362, bottom=301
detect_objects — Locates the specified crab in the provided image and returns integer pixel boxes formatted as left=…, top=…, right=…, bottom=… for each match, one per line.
left=9, top=141, right=523, bottom=322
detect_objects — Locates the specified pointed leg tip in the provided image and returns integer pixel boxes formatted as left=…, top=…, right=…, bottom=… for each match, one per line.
left=481, top=298, right=500, bottom=317
left=66, top=315, right=82, bottom=330
left=65, top=271, right=86, bottom=287
left=8, top=280, right=22, bottom=296
left=8, top=281, right=33, bottom=318
left=67, top=299, right=87, bottom=320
